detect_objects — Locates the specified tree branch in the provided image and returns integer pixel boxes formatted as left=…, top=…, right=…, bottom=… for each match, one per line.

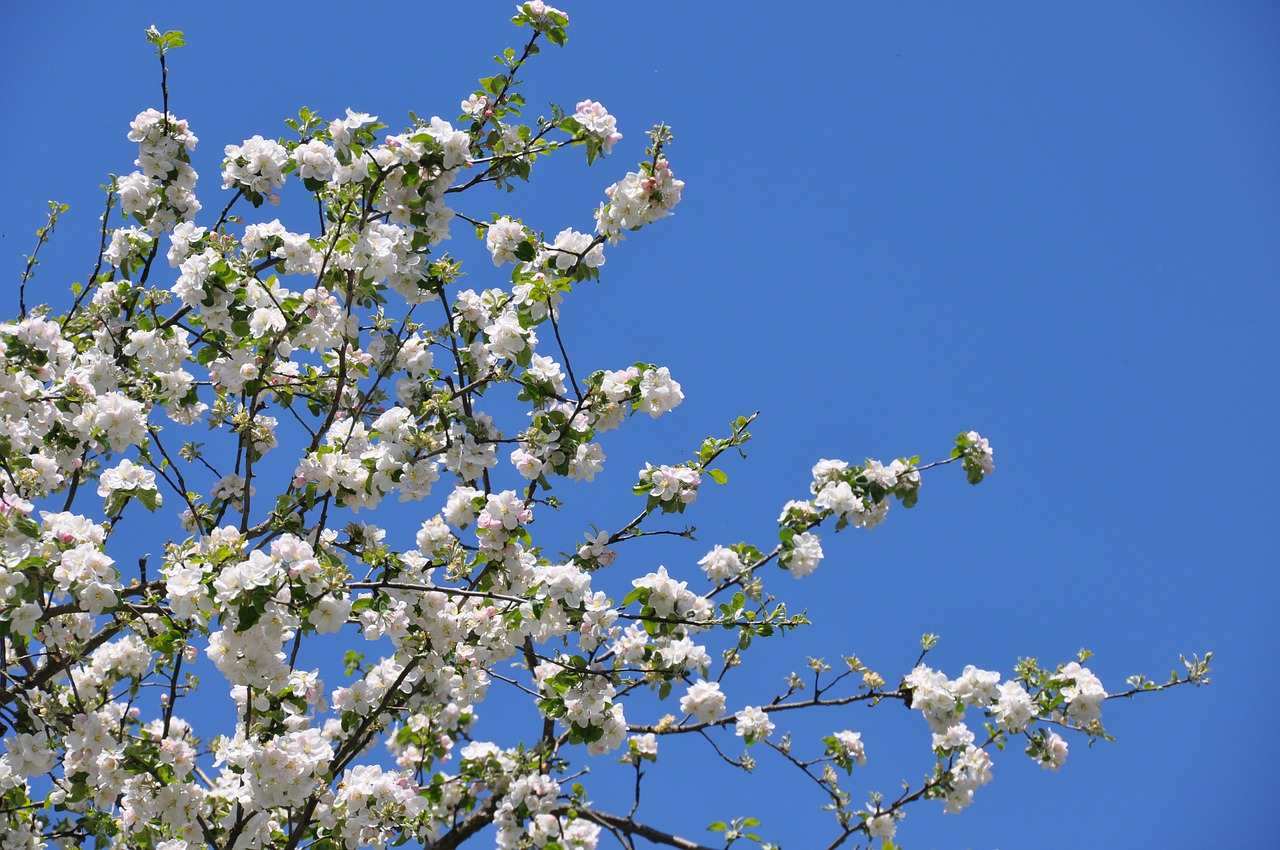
left=567, top=808, right=720, bottom=850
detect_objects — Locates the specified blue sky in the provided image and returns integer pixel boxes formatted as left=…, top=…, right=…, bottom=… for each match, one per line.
left=2, top=1, right=1277, bottom=848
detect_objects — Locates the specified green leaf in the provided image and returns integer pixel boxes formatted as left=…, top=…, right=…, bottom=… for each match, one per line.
left=236, top=601, right=263, bottom=630
left=146, top=27, right=185, bottom=52
left=708, top=468, right=728, bottom=485
left=105, top=491, right=131, bottom=517
left=135, top=488, right=161, bottom=512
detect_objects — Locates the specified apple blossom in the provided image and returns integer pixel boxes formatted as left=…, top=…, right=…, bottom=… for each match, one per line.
left=680, top=679, right=726, bottom=723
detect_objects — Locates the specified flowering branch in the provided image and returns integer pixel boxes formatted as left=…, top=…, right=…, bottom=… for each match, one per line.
left=0, top=6, right=1207, bottom=850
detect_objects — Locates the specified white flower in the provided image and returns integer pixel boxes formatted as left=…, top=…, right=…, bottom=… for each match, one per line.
left=312, top=595, right=352, bottom=634
left=78, top=581, right=118, bottom=615
left=573, top=100, right=622, bottom=154
left=599, top=367, right=638, bottom=401
left=627, top=733, right=657, bottom=762
left=636, top=367, right=682, bottom=418
left=632, top=566, right=688, bottom=618
left=865, top=809, right=897, bottom=841
left=484, top=308, right=536, bottom=360
left=698, top=545, right=743, bottom=585
left=814, top=481, right=858, bottom=518
left=932, top=722, right=976, bottom=752
left=97, top=458, right=159, bottom=499
left=223, top=135, right=289, bottom=193
left=426, top=116, right=471, bottom=169
left=117, top=171, right=157, bottom=217
left=576, top=530, right=616, bottom=567
left=328, top=108, right=377, bottom=153
left=443, top=486, right=483, bottom=527
left=811, top=458, right=849, bottom=491
left=570, top=443, right=606, bottom=482
left=595, top=159, right=684, bottom=241
left=680, top=679, right=725, bottom=723
left=952, top=665, right=1001, bottom=708
left=1057, top=662, right=1107, bottom=724
left=777, top=499, right=821, bottom=525
left=485, top=217, right=526, bottom=265
left=638, top=463, right=700, bottom=504
left=1040, top=732, right=1069, bottom=771
left=944, top=745, right=994, bottom=813
left=833, top=730, right=867, bottom=766
left=904, top=665, right=962, bottom=732
left=2, top=729, right=57, bottom=778
left=863, top=458, right=899, bottom=489
left=293, top=139, right=338, bottom=182
left=963, top=430, right=995, bottom=474
left=461, top=93, right=489, bottom=118
left=8, top=602, right=42, bottom=635
left=783, top=532, right=823, bottom=578
left=991, top=680, right=1034, bottom=732
left=104, top=226, right=153, bottom=268
left=734, top=706, right=774, bottom=743
left=528, top=353, right=567, bottom=395
left=548, top=228, right=604, bottom=271
left=518, top=1, right=567, bottom=25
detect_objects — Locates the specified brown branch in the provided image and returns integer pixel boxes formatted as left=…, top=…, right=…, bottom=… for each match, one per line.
left=567, top=808, right=719, bottom=850
left=429, top=795, right=498, bottom=849
left=628, top=689, right=906, bottom=736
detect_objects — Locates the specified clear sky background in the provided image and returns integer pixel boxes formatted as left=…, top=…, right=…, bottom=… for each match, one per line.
left=2, top=2, right=1277, bottom=848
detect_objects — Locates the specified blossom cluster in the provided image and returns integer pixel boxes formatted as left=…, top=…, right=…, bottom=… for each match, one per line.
left=572, top=99, right=623, bottom=155
left=635, top=462, right=701, bottom=507
left=955, top=429, right=996, bottom=483
left=595, top=157, right=685, bottom=240
left=899, top=660, right=1108, bottom=812
left=123, top=106, right=201, bottom=227
left=295, top=410, right=443, bottom=510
